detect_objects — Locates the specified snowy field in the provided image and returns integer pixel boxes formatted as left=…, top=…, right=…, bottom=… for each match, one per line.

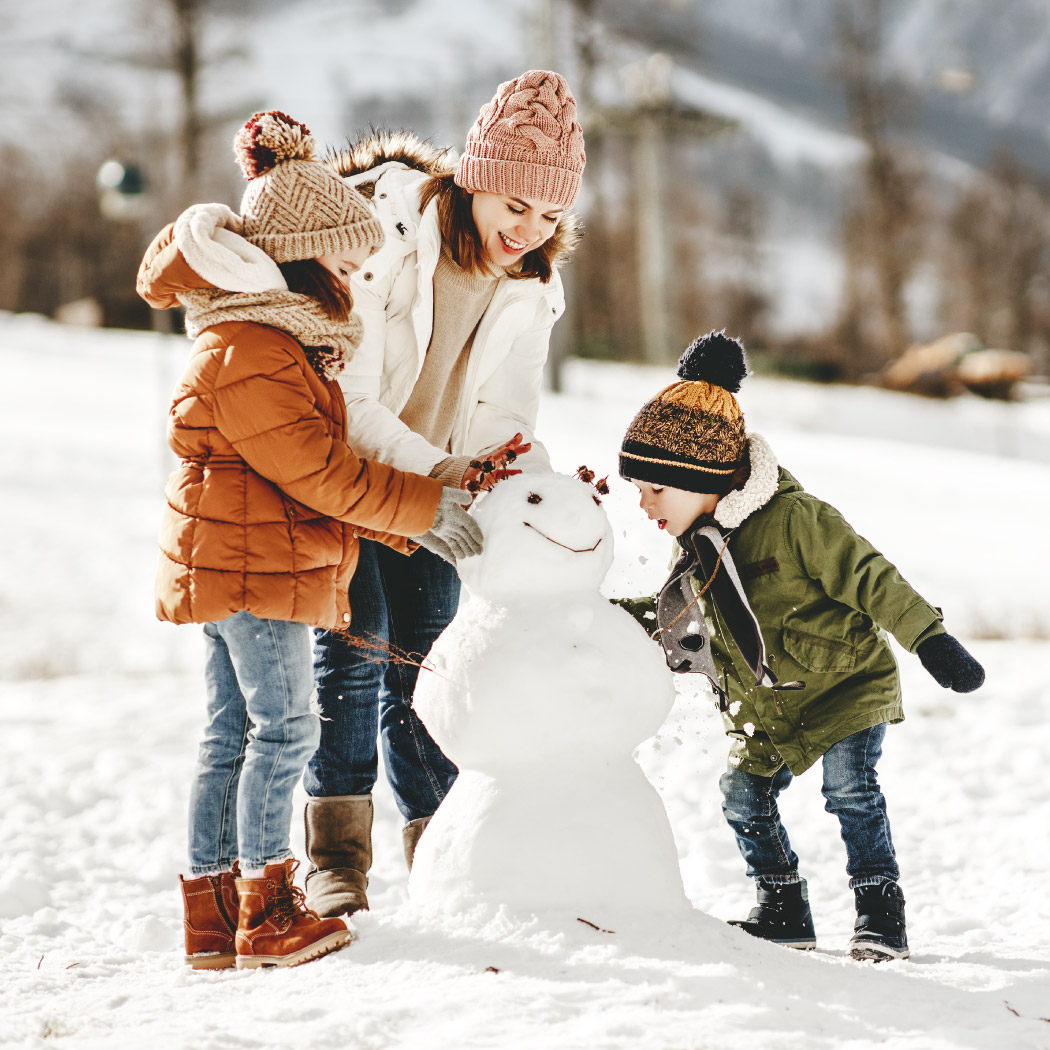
left=2, top=312, right=1049, bottom=1049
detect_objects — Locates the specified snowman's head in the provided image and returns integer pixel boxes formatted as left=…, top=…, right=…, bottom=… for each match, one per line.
left=460, top=472, right=614, bottom=601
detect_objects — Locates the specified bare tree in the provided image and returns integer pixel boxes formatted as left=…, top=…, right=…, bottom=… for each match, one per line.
left=940, top=153, right=1050, bottom=376
left=138, top=0, right=257, bottom=211
left=712, top=188, right=771, bottom=349
left=833, top=0, right=926, bottom=378
left=171, top=0, right=205, bottom=205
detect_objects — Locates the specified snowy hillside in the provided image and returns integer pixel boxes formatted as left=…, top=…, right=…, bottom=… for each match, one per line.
left=630, top=0, right=1050, bottom=176
left=17, top=0, right=1045, bottom=343
left=13, top=0, right=1048, bottom=181
left=2, top=313, right=1049, bottom=1049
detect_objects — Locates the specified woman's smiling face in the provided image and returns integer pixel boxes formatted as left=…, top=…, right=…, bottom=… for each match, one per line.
left=470, top=192, right=563, bottom=267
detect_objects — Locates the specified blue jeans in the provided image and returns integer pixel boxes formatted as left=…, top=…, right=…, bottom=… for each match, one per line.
left=189, top=612, right=320, bottom=874
left=303, top=540, right=459, bottom=822
left=719, top=724, right=899, bottom=890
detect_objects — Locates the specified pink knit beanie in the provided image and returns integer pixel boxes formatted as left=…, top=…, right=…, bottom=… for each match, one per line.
left=454, top=70, right=586, bottom=208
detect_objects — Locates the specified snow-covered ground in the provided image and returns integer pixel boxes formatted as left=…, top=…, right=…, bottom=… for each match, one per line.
left=2, top=312, right=1049, bottom=1049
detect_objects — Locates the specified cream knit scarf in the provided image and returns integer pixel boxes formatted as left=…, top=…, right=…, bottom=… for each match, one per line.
left=178, top=288, right=363, bottom=381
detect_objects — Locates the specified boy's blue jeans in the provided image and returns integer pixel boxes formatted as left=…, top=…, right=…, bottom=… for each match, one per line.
left=719, top=723, right=900, bottom=889
left=189, top=612, right=320, bottom=874
left=303, top=540, right=459, bottom=822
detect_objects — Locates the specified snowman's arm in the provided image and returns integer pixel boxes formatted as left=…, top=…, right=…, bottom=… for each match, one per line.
left=609, top=595, right=660, bottom=639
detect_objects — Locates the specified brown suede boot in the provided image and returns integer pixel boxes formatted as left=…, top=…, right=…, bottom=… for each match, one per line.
left=234, top=859, right=351, bottom=969
left=179, top=870, right=239, bottom=970
left=402, top=816, right=432, bottom=871
left=304, top=795, right=373, bottom=917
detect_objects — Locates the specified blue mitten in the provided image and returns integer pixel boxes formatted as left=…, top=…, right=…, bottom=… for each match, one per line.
left=916, top=634, right=985, bottom=693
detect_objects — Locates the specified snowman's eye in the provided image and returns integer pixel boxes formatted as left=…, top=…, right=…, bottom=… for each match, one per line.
left=527, top=492, right=543, bottom=504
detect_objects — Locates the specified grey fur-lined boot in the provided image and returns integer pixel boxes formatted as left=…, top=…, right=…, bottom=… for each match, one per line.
left=304, top=794, right=373, bottom=917
left=402, top=816, right=431, bottom=871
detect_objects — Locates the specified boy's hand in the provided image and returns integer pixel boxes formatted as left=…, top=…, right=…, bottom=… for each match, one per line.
left=610, top=596, right=659, bottom=637
left=916, top=634, right=985, bottom=693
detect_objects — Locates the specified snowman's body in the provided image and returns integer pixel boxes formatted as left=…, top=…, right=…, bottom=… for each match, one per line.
left=410, top=473, right=691, bottom=918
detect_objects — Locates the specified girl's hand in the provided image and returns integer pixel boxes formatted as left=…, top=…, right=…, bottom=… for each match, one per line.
left=462, top=433, right=532, bottom=494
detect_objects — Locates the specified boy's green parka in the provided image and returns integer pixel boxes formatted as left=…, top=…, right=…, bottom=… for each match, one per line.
left=624, top=433, right=946, bottom=778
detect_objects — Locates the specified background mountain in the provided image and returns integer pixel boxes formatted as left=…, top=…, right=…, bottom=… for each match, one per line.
left=3, top=0, right=1048, bottom=379
left=623, top=0, right=1050, bottom=176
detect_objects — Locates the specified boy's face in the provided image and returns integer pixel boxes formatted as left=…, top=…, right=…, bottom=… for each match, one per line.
left=632, top=481, right=719, bottom=537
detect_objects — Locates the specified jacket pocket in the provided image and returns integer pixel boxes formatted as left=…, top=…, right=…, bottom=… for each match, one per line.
left=781, top=626, right=857, bottom=673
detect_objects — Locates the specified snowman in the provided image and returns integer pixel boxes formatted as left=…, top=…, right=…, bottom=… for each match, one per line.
left=409, top=471, right=691, bottom=921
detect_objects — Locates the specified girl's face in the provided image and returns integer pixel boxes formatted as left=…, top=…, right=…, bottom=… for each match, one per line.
left=470, top=192, right=564, bottom=266
left=633, top=480, right=719, bottom=537
left=315, top=244, right=373, bottom=290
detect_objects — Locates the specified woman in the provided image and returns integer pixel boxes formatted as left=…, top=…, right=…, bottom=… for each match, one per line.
left=135, top=110, right=480, bottom=968
left=303, top=70, right=586, bottom=917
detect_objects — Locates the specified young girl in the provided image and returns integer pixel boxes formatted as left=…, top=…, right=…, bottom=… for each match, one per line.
left=300, top=70, right=587, bottom=917
left=616, top=331, right=985, bottom=961
left=136, top=110, right=481, bottom=969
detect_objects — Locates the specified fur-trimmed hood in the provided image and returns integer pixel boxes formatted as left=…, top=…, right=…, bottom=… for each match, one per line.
left=325, top=128, right=580, bottom=268
left=714, top=433, right=780, bottom=530
left=326, top=128, right=455, bottom=187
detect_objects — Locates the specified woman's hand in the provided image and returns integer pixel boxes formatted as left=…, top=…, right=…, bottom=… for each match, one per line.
left=462, top=433, right=532, bottom=493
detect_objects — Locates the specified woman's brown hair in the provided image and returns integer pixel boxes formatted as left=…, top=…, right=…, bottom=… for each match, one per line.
left=277, top=258, right=355, bottom=321
left=418, top=173, right=562, bottom=283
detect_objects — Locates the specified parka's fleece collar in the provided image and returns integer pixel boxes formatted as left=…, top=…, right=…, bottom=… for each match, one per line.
left=325, top=129, right=581, bottom=269
left=172, top=203, right=361, bottom=382
left=174, top=203, right=287, bottom=294
left=714, top=432, right=779, bottom=530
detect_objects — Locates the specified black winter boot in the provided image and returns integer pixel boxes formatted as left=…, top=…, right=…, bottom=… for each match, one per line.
left=729, top=878, right=817, bottom=949
left=849, top=882, right=909, bottom=961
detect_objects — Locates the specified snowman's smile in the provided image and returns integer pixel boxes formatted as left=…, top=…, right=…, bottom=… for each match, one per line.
left=523, top=521, right=603, bottom=553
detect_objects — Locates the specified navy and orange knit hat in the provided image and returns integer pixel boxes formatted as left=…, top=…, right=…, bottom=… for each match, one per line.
left=619, top=331, right=750, bottom=494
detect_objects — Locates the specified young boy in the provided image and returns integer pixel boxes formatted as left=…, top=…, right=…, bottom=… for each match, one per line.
left=617, top=331, right=985, bottom=962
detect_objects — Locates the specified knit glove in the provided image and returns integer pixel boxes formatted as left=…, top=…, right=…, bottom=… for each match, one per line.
left=916, top=633, right=985, bottom=692
left=610, top=595, right=659, bottom=637
left=411, top=488, right=484, bottom=563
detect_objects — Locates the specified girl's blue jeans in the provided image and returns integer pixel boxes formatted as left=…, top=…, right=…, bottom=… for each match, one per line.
left=188, top=611, right=320, bottom=874
left=303, top=540, right=459, bottom=822
left=719, top=723, right=900, bottom=889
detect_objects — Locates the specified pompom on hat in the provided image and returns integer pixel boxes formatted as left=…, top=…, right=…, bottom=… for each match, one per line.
left=234, top=110, right=385, bottom=263
left=454, top=70, right=586, bottom=208
left=619, top=331, right=750, bottom=494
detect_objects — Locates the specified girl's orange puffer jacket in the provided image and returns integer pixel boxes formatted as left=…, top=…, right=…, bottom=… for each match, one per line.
left=138, top=225, right=442, bottom=630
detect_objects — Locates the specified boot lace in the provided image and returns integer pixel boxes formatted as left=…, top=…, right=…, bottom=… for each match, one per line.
left=270, top=862, right=320, bottom=928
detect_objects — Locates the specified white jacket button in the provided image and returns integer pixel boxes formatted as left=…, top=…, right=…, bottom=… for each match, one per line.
left=363, top=272, right=373, bottom=281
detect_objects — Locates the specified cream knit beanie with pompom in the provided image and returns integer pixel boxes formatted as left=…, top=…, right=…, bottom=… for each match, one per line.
left=454, top=70, right=586, bottom=208
left=234, top=110, right=385, bottom=263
